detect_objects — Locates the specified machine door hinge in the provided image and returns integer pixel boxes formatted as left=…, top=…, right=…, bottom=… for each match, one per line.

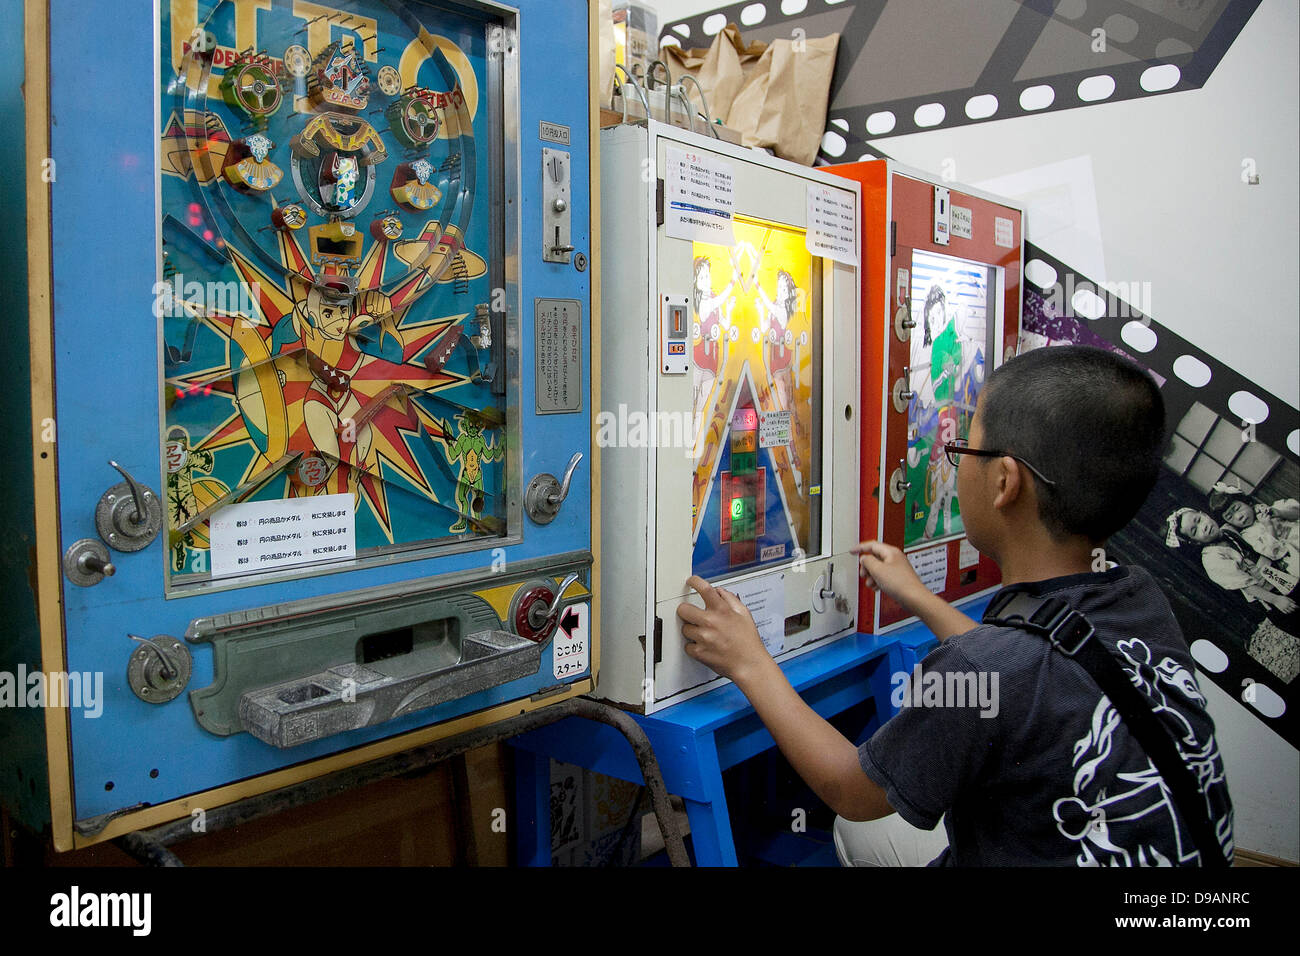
left=653, top=616, right=663, bottom=664
left=890, top=220, right=897, bottom=258
left=655, top=178, right=665, bottom=227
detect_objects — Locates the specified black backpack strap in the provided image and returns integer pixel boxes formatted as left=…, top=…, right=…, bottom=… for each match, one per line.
left=984, top=590, right=1229, bottom=868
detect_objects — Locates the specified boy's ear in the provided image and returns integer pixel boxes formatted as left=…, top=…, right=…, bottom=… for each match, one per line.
left=992, top=456, right=1024, bottom=512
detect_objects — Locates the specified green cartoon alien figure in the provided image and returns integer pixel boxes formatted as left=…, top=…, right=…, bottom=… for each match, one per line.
left=443, top=414, right=503, bottom=533
left=164, top=426, right=228, bottom=573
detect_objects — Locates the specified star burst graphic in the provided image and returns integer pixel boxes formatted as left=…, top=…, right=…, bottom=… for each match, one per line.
left=165, top=219, right=480, bottom=541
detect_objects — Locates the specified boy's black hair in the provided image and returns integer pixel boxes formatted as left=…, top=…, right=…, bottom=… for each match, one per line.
left=978, top=345, right=1166, bottom=543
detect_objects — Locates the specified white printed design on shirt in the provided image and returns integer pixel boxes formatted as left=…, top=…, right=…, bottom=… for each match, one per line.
left=1050, top=638, right=1232, bottom=867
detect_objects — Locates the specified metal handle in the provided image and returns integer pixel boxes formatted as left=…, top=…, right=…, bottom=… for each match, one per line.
left=546, top=571, right=581, bottom=619
left=549, top=453, right=583, bottom=507
left=129, top=633, right=177, bottom=681
left=896, top=459, right=911, bottom=491
left=819, top=561, right=836, bottom=600
left=96, top=461, right=164, bottom=552
left=900, top=365, right=915, bottom=400
left=108, top=459, right=148, bottom=525
left=525, top=453, right=584, bottom=525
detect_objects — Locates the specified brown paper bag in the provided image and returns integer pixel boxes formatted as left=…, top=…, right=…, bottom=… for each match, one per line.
left=663, top=24, right=839, bottom=167
left=661, top=24, right=767, bottom=127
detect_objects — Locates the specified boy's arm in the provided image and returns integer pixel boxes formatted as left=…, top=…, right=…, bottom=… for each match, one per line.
left=853, top=541, right=978, bottom=640
left=677, top=577, right=893, bottom=822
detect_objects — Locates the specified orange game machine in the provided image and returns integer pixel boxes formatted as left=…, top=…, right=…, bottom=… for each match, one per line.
left=828, top=161, right=1024, bottom=631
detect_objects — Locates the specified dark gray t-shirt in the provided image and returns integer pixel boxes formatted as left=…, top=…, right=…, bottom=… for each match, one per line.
left=859, top=566, right=1234, bottom=866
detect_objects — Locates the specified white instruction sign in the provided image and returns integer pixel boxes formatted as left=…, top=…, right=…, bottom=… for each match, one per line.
left=758, top=409, right=793, bottom=448
left=553, top=602, right=590, bottom=680
left=727, top=574, right=786, bottom=655
left=907, top=545, right=949, bottom=594
left=994, top=216, right=1015, bottom=249
left=210, top=493, right=355, bottom=578
left=959, top=538, right=981, bottom=569
left=664, top=146, right=735, bottom=245
left=806, top=184, right=858, bottom=266
left=951, top=205, right=973, bottom=240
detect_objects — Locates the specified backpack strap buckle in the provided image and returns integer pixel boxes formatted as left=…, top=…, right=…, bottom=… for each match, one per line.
left=984, top=592, right=1095, bottom=657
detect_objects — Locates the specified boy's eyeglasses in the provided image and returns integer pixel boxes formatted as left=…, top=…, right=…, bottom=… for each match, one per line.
left=943, top=439, right=1058, bottom=487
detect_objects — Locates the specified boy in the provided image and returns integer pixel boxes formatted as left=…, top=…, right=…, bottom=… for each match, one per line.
left=677, top=346, right=1233, bottom=866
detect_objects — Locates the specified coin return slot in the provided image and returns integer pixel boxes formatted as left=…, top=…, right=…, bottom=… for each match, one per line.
left=784, top=610, right=811, bottom=636
left=278, top=683, right=330, bottom=705
left=359, top=625, right=416, bottom=664
left=234, top=603, right=546, bottom=748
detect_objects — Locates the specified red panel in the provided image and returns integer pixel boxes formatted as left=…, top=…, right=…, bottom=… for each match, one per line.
left=877, top=172, right=1022, bottom=628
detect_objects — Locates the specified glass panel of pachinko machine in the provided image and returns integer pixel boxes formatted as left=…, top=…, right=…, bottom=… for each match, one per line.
left=21, top=0, right=598, bottom=850
left=688, top=218, right=823, bottom=581
left=900, top=250, right=999, bottom=549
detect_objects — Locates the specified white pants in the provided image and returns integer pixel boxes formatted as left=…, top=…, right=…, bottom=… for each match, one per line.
left=833, top=813, right=949, bottom=867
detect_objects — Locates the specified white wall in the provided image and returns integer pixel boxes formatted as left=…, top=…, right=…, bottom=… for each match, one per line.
left=654, top=0, right=1300, bottom=862
left=873, top=0, right=1299, bottom=411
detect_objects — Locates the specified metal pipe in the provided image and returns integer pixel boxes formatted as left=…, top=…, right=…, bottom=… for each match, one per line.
left=112, top=830, right=184, bottom=867
left=120, top=698, right=690, bottom=867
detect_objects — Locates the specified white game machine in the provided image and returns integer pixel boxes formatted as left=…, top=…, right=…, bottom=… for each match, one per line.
left=596, top=121, right=862, bottom=712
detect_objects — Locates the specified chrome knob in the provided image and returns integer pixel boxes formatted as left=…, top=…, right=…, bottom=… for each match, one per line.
left=889, top=459, right=911, bottom=503
left=63, top=538, right=116, bottom=587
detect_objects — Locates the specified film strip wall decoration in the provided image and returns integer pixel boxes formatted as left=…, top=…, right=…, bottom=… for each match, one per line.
left=659, top=0, right=1263, bottom=165
left=1020, top=241, right=1300, bottom=747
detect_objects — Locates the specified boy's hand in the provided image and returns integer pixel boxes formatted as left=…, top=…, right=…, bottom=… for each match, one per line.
left=853, top=541, right=928, bottom=608
left=677, top=575, right=772, bottom=686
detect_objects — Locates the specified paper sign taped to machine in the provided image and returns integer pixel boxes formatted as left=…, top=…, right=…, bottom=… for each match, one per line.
left=951, top=205, right=973, bottom=240
left=959, top=538, right=981, bottom=569
left=806, top=184, right=858, bottom=266
left=727, top=574, right=786, bottom=655
left=553, top=602, right=589, bottom=681
left=210, top=494, right=355, bottom=578
left=664, top=146, right=735, bottom=245
left=758, top=409, right=793, bottom=448
left=994, top=216, right=1015, bottom=248
left=907, top=545, right=949, bottom=594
